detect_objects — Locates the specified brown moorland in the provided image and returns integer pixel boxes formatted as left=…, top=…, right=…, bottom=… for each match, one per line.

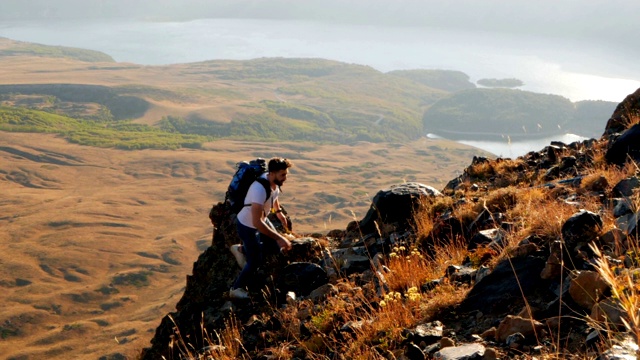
left=0, top=129, right=482, bottom=359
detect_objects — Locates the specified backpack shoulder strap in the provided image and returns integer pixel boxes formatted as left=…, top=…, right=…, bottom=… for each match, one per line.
left=243, top=177, right=273, bottom=208
left=256, top=177, right=272, bottom=199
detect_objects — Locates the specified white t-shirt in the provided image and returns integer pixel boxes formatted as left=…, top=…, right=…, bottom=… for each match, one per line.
left=236, top=174, right=280, bottom=229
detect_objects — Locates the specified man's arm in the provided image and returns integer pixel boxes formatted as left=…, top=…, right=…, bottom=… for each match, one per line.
left=272, top=198, right=290, bottom=231
left=251, top=203, right=292, bottom=251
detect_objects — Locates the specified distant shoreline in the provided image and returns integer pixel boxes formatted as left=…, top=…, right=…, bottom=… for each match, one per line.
left=428, top=129, right=573, bottom=142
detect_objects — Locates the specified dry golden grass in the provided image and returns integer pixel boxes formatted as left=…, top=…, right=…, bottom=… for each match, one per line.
left=169, top=314, right=243, bottom=360
left=509, top=187, right=575, bottom=239
left=466, top=158, right=529, bottom=187
left=336, top=241, right=470, bottom=358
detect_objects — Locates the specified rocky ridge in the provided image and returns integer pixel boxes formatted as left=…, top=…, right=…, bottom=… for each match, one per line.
left=140, top=88, right=640, bottom=360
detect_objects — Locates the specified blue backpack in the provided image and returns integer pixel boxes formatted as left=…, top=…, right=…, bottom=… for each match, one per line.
left=225, top=158, right=272, bottom=214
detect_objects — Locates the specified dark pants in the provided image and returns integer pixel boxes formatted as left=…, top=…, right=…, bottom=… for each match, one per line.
left=232, top=220, right=280, bottom=290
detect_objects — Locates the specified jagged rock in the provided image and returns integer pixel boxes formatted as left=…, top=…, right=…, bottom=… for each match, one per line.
left=474, top=266, right=491, bottom=283
left=597, top=335, right=639, bottom=360
left=613, top=198, right=634, bottom=218
left=288, top=237, right=326, bottom=261
left=482, top=347, right=498, bottom=360
left=323, top=247, right=371, bottom=275
left=446, top=266, right=476, bottom=285
left=405, top=343, right=426, bottom=360
left=468, top=209, right=504, bottom=232
left=540, top=241, right=562, bottom=279
left=433, top=343, right=485, bottom=360
left=591, top=297, right=627, bottom=329
left=467, top=228, right=506, bottom=251
left=307, top=283, right=337, bottom=302
left=606, top=123, right=640, bottom=166
left=444, top=175, right=464, bottom=193
left=410, top=321, right=444, bottom=345
left=278, top=262, right=328, bottom=297
left=480, top=327, right=496, bottom=340
left=568, top=270, right=610, bottom=309
left=440, top=337, right=455, bottom=348
left=422, top=278, right=443, bottom=292
left=612, top=176, right=640, bottom=197
left=459, top=256, right=546, bottom=314
left=495, top=315, right=544, bottom=343
left=617, top=211, right=640, bottom=238
left=505, top=332, right=525, bottom=347
left=547, top=145, right=560, bottom=163
left=509, top=243, right=539, bottom=258
left=561, top=210, right=603, bottom=252
left=358, top=182, right=442, bottom=235
left=544, top=165, right=561, bottom=181
left=604, top=87, right=640, bottom=135
left=560, top=156, right=577, bottom=171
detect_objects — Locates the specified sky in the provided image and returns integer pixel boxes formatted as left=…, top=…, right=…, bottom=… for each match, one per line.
left=2, top=1, right=637, bottom=55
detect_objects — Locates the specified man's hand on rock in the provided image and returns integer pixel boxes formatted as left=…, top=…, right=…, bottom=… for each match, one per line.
left=278, top=237, right=292, bottom=252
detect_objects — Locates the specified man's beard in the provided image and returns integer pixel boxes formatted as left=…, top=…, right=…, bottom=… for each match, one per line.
left=274, top=178, right=284, bottom=186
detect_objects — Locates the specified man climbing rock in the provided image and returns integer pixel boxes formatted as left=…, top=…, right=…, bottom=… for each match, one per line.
left=229, top=157, right=294, bottom=299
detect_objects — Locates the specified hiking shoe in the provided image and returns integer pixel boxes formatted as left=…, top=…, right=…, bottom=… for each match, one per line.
left=230, top=244, right=246, bottom=269
left=229, top=287, right=249, bottom=299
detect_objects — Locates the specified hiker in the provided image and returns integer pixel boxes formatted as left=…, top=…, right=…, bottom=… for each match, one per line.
left=229, top=157, right=294, bottom=299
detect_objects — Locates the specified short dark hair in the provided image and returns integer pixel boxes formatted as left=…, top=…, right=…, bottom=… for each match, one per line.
left=268, top=157, right=293, bottom=172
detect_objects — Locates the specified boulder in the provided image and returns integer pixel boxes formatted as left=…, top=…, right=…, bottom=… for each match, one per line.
left=561, top=210, right=603, bottom=252
left=359, top=182, right=442, bottom=235
left=495, top=315, right=545, bottom=343
left=568, top=271, right=610, bottom=309
left=433, top=343, right=485, bottom=360
left=612, top=176, right=640, bottom=197
left=459, top=256, right=546, bottom=314
left=411, top=321, right=444, bottom=345
left=405, top=343, right=426, bottom=360
left=278, top=262, right=329, bottom=297
left=605, top=123, right=640, bottom=166
left=603, top=87, right=640, bottom=135
left=591, top=297, right=627, bottom=329
left=467, top=228, right=506, bottom=251
left=613, top=198, right=634, bottom=218
left=597, top=335, right=639, bottom=360
left=617, top=211, right=640, bottom=238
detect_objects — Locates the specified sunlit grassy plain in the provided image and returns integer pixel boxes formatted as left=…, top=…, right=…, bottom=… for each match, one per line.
left=0, top=45, right=486, bottom=358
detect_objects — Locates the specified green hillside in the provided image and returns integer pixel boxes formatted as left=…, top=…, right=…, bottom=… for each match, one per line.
left=0, top=106, right=206, bottom=150
left=423, top=88, right=577, bottom=140
left=0, top=37, right=114, bottom=62
left=386, top=69, right=476, bottom=92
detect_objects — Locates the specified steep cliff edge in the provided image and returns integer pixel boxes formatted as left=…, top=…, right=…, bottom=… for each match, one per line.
left=142, top=88, right=640, bottom=360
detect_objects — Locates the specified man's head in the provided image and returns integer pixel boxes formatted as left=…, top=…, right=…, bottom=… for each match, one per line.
left=268, top=157, right=293, bottom=186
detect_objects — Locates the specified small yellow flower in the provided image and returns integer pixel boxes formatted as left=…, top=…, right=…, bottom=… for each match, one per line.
left=399, top=246, right=406, bottom=251
left=380, top=300, right=387, bottom=307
